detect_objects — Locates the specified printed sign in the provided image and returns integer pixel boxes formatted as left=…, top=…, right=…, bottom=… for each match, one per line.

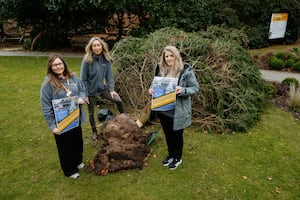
left=151, top=76, right=178, bottom=111
left=269, top=13, right=288, bottom=39
left=52, top=96, right=79, bottom=134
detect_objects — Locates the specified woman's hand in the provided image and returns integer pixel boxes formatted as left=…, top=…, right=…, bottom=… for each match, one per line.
left=110, top=91, right=119, bottom=99
left=77, top=98, right=85, bottom=105
left=52, top=128, right=61, bottom=135
left=149, top=89, right=154, bottom=95
left=175, top=86, right=182, bottom=94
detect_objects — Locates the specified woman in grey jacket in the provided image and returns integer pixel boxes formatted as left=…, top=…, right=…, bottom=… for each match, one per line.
left=40, top=55, right=86, bottom=179
left=149, top=46, right=199, bottom=170
left=80, top=37, right=124, bottom=141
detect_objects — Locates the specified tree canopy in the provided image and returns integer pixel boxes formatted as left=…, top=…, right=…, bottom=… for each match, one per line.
left=0, top=0, right=299, bottom=49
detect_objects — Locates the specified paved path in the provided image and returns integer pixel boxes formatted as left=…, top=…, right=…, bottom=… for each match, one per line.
left=0, top=47, right=82, bottom=58
left=260, top=69, right=300, bottom=83
left=1, top=47, right=300, bottom=82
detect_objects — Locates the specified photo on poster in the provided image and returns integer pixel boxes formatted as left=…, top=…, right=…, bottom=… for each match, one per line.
left=151, top=76, right=178, bottom=111
left=52, top=96, right=79, bottom=134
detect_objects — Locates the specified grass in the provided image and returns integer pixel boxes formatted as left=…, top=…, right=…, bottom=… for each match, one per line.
left=1, top=56, right=300, bottom=199
left=249, top=42, right=300, bottom=56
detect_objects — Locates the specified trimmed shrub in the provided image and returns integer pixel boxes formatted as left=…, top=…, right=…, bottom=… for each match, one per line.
left=269, top=56, right=284, bottom=70
left=282, top=77, right=299, bottom=88
left=287, top=53, right=298, bottom=61
left=292, top=61, right=300, bottom=72
left=275, top=52, right=286, bottom=60
left=285, top=59, right=295, bottom=68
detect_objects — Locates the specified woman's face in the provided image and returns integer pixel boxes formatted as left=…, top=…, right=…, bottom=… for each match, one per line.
left=164, top=50, right=175, bottom=67
left=51, top=58, right=65, bottom=77
left=91, top=40, right=103, bottom=55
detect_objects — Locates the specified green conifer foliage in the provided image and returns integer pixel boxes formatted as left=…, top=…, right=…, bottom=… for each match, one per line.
left=112, top=27, right=268, bottom=132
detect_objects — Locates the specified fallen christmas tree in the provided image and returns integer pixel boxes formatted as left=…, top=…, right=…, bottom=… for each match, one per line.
left=112, top=26, right=269, bottom=132
left=85, top=114, right=151, bottom=176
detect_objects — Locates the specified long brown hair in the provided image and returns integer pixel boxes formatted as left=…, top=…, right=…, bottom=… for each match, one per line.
left=46, top=54, right=73, bottom=93
left=84, top=36, right=112, bottom=64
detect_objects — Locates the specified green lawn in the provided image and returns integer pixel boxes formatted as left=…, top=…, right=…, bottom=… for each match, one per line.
left=0, top=56, right=299, bottom=199
left=249, top=42, right=300, bottom=56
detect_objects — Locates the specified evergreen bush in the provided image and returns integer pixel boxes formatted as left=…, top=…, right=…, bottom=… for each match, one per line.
left=287, top=53, right=298, bottom=62
left=112, top=27, right=268, bottom=132
left=269, top=56, right=284, bottom=70
left=282, top=78, right=299, bottom=88
left=292, top=61, right=300, bottom=72
left=285, top=59, right=295, bottom=68
left=275, top=52, right=286, bottom=60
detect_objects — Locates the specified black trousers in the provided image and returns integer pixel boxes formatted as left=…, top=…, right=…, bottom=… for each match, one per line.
left=157, top=112, right=183, bottom=160
left=54, top=126, right=83, bottom=177
left=87, top=87, right=124, bottom=134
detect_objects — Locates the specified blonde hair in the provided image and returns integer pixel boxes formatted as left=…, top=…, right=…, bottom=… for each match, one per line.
left=159, top=45, right=183, bottom=77
left=84, top=36, right=112, bottom=64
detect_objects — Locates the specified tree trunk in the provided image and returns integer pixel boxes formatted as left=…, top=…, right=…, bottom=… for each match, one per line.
left=30, top=27, right=48, bottom=50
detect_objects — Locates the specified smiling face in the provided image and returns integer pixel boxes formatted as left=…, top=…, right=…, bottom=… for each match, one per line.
left=91, top=40, right=103, bottom=55
left=51, top=58, right=65, bottom=77
left=164, top=50, right=175, bottom=67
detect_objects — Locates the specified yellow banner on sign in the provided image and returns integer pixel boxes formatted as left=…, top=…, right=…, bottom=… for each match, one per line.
left=57, top=108, right=79, bottom=131
left=269, top=13, right=288, bottom=39
left=272, top=13, right=288, bottom=21
left=151, top=91, right=176, bottom=110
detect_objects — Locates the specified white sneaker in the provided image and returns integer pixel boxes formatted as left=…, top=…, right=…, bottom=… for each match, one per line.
left=168, top=159, right=182, bottom=170
left=69, top=172, right=80, bottom=179
left=162, top=155, right=174, bottom=167
left=77, top=163, right=85, bottom=170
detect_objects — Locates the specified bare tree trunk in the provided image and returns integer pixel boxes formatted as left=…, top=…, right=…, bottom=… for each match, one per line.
left=135, top=102, right=152, bottom=128
left=117, top=11, right=124, bottom=41
left=0, top=24, right=5, bottom=38
left=30, top=27, right=48, bottom=50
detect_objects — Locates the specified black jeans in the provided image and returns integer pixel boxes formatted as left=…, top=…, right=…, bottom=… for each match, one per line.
left=54, top=126, right=83, bottom=177
left=87, top=87, right=124, bottom=134
left=157, top=112, right=183, bottom=160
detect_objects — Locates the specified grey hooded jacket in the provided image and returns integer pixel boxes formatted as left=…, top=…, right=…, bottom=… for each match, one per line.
left=151, top=64, right=199, bottom=130
left=80, top=54, right=115, bottom=96
left=40, top=74, right=86, bottom=130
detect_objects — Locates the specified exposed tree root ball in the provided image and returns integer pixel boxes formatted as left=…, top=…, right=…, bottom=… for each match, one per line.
left=85, top=114, right=151, bottom=175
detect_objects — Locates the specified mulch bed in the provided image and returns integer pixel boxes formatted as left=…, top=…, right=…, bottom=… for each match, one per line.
left=251, top=48, right=300, bottom=120
left=269, top=82, right=300, bottom=120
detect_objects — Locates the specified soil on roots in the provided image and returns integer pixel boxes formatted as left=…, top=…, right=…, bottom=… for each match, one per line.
left=84, top=114, right=151, bottom=176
